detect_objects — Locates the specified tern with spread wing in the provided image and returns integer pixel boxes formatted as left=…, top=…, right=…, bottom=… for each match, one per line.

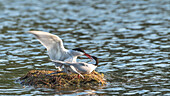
left=28, top=31, right=92, bottom=70
left=51, top=56, right=99, bottom=78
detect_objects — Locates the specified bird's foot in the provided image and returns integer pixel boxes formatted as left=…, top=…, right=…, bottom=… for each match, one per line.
left=77, top=74, right=84, bottom=79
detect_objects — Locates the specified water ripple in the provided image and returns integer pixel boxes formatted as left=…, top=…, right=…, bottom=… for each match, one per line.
left=0, top=0, right=169, bottom=95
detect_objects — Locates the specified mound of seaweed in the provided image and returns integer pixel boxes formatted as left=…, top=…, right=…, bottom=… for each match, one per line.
left=18, top=70, right=106, bottom=89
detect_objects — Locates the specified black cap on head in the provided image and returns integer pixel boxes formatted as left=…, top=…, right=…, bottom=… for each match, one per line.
left=72, top=48, right=85, bottom=53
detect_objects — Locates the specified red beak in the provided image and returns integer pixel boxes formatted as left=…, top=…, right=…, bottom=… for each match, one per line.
left=84, top=53, right=93, bottom=60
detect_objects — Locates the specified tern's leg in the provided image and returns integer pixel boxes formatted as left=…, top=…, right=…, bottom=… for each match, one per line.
left=70, top=65, right=84, bottom=79
left=54, top=63, right=63, bottom=71
left=55, top=66, right=62, bottom=71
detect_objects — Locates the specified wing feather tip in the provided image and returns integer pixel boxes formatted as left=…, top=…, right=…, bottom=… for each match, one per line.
left=28, top=31, right=42, bottom=34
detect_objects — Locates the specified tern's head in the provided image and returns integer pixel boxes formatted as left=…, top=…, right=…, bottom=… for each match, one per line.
left=91, top=56, right=99, bottom=65
left=72, top=48, right=92, bottom=59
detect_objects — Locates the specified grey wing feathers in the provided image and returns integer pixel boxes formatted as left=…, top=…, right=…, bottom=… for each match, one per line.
left=52, top=60, right=84, bottom=78
left=69, top=65, right=84, bottom=78
left=28, top=31, right=67, bottom=60
left=51, top=60, right=73, bottom=66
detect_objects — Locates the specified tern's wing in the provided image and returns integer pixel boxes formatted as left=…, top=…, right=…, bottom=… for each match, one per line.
left=73, top=63, right=97, bottom=74
left=70, top=65, right=84, bottom=78
left=51, top=60, right=74, bottom=66
left=28, top=31, right=68, bottom=60
left=51, top=60, right=84, bottom=78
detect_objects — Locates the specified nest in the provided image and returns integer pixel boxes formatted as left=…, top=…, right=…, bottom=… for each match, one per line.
left=18, top=70, right=106, bottom=89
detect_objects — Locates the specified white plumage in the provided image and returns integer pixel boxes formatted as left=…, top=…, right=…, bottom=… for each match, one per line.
left=28, top=31, right=92, bottom=70
left=51, top=56, right=98, bottom=78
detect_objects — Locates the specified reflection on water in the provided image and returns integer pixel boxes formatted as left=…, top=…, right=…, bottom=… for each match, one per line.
left=0, top=0, right=169, bottom=95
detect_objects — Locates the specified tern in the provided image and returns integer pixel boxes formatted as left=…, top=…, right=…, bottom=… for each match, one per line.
left=28, top=31, right=92, bottom=70
left=51, top=56, right=99, bottom=78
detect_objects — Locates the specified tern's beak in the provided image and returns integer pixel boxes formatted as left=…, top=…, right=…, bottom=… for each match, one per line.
left=84, top=53, right=93, bottom=60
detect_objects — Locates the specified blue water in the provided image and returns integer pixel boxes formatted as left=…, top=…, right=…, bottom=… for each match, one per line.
left=0, top=0, right=169, bottom=95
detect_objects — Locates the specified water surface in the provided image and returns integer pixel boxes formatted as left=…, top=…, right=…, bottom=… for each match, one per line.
left=0, top=0, right=169, bottom=95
